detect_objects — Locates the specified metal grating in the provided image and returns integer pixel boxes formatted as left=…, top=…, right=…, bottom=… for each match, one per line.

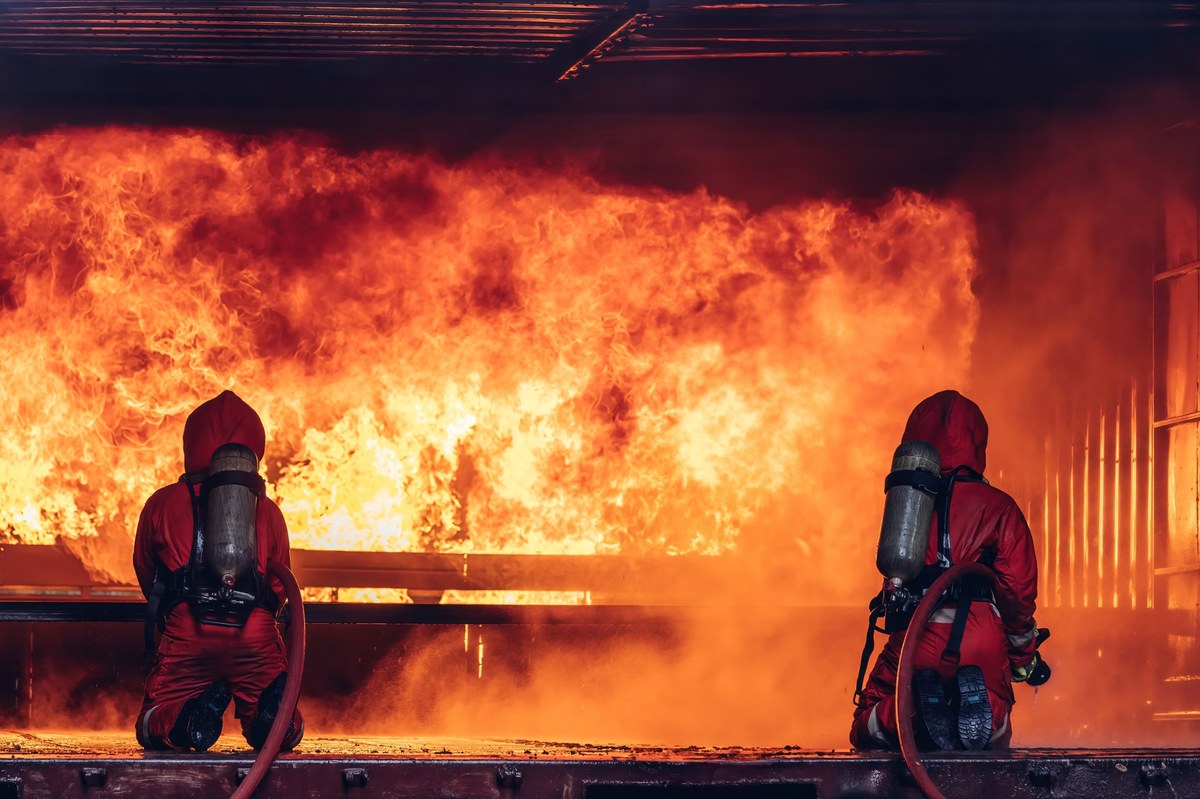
left=1025, top=383, right=1156, bottom=610
left=0, top=1, right=631, bottom=65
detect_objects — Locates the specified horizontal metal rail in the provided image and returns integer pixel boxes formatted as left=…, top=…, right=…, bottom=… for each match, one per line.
left=0, top=599, right=1186, bottom=625
left=1154, top=258, right=1200, bottom=283
left=0, top=600, right=814, bottom=625
left=0, top=544, right=742, bottom=599
left=1153, top=409, right=1200, bottom=430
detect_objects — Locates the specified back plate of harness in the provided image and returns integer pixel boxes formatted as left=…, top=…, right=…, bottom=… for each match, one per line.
left=144, top=467, right=277, bottom=655
left=881, top=466, right=991, bottom=629
left=182, top=467, right=273, bottom=628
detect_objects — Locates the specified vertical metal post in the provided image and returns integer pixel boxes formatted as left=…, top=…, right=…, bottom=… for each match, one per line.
left=1082, top=412, right=1093, bottom=608
left=1129, top=380, right=1140, bottom=608
left=1042, top=432, right=1053, bottom=606
left=17, top=623, right=32, bottom=728
left=1068, top=423, right=1078, bottom=608
left=1098, top=411, right=1108, bottom=608
left=1053, top=424, right=1064, bottom=607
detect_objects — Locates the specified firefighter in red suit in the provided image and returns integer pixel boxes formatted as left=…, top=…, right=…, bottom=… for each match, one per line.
left=134, top=390, right=303, bottom=751
left=850, top=390, right=1041, bottom=750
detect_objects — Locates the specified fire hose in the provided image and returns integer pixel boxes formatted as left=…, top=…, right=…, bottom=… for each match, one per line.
left=894, top=562, right=993, bottom=799
left=228, top=560, right=305, bottom=799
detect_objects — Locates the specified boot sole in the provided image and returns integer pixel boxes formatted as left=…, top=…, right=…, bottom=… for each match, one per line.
left=914, top=669, right=956, bottom=750
left=249, top=671, right=289, bottom=750
left=956, top=666, right=992, bottom=751
left=189, top=681, right=232, bottom=752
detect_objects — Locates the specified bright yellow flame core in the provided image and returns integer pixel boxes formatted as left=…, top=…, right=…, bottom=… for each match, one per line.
left=0, top=129, right=978, bottom=583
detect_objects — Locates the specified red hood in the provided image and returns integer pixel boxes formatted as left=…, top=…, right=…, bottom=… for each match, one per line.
left=182, top=390, right=266, bottom=473
left=901, top=390, right=988, bottom=474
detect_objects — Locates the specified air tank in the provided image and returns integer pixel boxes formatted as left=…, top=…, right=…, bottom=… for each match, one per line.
left=204, top=443, right=259, bottom=584
left=876, top=440, right=941, bottom=584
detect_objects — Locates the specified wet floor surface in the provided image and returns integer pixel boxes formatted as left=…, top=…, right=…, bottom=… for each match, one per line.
left=2, top=730, right=1197, bottom=762
left=0, top=730, right=841, bottom=761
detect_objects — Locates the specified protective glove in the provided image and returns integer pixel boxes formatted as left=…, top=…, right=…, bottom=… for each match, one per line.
left=1011, top=653, right=1038, bottom=682
left=1011, top=652, right=1051, bottom=686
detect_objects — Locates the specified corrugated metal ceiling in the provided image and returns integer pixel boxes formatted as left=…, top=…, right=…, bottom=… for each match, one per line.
left=1, top=1, right=1193, bottom=71
left=0, top=1, right=632, bottom=65
left=0, top=0, right=1195, bottom=111
left=609, top=1, right=1197, bottom=62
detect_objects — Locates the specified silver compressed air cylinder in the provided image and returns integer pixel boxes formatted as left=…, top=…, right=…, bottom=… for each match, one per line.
left=876, top=440, right=941, bottom=584
left=204, top=443, right=259, bottom=585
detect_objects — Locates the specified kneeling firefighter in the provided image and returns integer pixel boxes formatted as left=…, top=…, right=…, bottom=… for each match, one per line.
left=134, top=391, right=303, bottom=752
left=850, top=390, right=1049, bottom=751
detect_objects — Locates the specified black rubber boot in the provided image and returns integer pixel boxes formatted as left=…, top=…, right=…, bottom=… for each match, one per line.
left=248, top=671, right=291, bottom=750
left=914, top=669, right=956, bottom=751
left=168, top=680, right=232, bottom=752
left=955, top=665, right=993, bottom=750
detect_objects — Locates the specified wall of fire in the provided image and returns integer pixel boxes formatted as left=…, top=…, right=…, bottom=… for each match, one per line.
left=0, top=49, right=1194, bottom=742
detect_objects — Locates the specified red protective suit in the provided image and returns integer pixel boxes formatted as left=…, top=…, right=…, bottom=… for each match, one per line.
left=133, top=390, right=304, bottom=750
left=850, top=390, right=1039, bottom=750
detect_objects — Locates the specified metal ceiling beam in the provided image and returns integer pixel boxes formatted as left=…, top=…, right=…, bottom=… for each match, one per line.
left=551, top=0, right=648, bottom=81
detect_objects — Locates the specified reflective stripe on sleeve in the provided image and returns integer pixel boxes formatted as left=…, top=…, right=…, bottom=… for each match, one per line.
left=1006, top=622, right=1037, bottom=650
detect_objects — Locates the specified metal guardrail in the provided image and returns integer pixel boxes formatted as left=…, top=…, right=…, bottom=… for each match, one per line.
left=0, top=600, right=819, bottom=625
left=0, top=543, right=745, bottom=604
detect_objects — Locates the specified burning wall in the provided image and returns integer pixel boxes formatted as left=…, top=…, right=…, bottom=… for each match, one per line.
left=0, top=127, right=977, bottom=603
left=0, top=108, right=1187, bottom=749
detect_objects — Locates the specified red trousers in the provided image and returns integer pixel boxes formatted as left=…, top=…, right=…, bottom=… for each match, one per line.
left=850, top=603, right=1014, bottom=749
left=136, top=605, right=303, bottom=750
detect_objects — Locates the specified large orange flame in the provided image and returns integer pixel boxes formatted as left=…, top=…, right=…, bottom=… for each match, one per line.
left=0, top=128, right=978, bottom=589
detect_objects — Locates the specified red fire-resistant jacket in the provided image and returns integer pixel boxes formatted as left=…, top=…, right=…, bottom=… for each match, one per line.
left=133, top=390, right=291, bottom=605
left=901, top=390, right=1039, bottom=669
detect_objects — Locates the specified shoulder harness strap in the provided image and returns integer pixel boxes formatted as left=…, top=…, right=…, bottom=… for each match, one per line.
left=853, top=595, right=888, bottom=708
left=181, top=470, right=207, bottom=594
left=142, top=472, right=207, bottom=659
